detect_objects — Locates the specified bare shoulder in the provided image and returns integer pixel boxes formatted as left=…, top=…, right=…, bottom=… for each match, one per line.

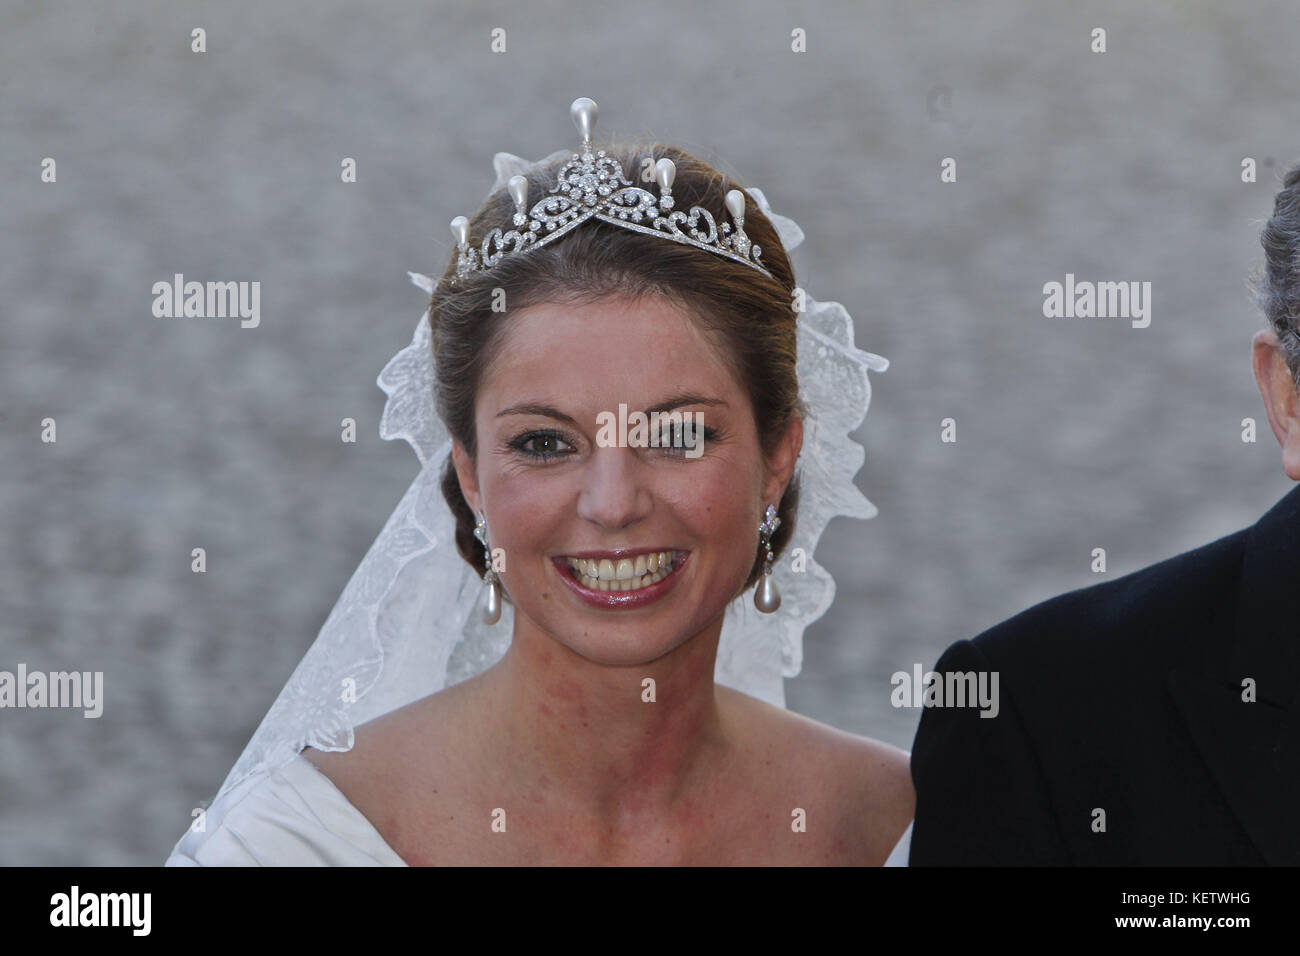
left=718, top=686, right=915, bottom=863
left=300, top=704, right=412, bottom=813
left=301, top=680, right=475, bottom=811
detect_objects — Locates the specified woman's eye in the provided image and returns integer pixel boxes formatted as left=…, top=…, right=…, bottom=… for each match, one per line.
left=510, top=431, right=573, bottom=459
left=526, top=435, right=562, bottom=455
left=656, top=423, right=717, bottom=455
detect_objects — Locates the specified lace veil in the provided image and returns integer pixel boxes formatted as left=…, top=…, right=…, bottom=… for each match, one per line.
left=205, top=150, right=889, bottom=808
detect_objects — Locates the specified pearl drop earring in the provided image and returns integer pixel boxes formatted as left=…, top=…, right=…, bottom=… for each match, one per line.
left=754, top=504, right=781, bottom=613
left=473, top=511, right=502, bottom=625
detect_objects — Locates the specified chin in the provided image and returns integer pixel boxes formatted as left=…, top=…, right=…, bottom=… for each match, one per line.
left=551, top=606, right=706, bottom=665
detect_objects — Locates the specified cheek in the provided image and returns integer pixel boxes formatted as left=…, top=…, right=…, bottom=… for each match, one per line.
left=477, top=462, right=567, bottom=553
left=655, top=460, right=761, bottom=546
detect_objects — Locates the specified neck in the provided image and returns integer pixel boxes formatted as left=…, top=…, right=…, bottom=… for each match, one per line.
left=475, top=612, right=732, bottom=825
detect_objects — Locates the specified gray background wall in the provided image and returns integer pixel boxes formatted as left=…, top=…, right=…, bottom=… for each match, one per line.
left=2, top=0, right=1297, bottom=864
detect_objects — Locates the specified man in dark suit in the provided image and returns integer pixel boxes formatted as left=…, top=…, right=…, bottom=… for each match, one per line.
left=909, top=168, right=1300, bottom=866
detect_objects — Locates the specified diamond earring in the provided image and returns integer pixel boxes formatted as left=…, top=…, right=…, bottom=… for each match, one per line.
left=754, top=504, right=781, bottom=613
left=473, top=511, right=502, bottom=625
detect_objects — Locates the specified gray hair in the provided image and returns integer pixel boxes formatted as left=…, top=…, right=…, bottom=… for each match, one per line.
left=1251, top=161, right=1300, bottom=389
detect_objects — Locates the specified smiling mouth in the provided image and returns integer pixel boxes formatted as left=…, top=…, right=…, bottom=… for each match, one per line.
left=562, top=551, right=680, bottom=592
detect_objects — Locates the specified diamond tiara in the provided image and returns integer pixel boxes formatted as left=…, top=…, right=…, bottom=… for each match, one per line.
left=445, top=96, right=773, bottom=284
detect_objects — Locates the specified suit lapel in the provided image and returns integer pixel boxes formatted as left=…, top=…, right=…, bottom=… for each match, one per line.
left=1167, top=484, right=1300, bottom=865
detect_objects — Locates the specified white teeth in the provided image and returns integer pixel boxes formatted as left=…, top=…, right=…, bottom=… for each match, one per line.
left=564, top=551, right=679, bottom=593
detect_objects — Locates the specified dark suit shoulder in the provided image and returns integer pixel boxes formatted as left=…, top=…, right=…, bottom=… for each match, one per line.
left=912, top=515, right=1280, bottom=865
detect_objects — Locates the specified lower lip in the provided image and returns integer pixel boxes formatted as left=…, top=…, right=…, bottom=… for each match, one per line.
left=552, top=553, right=689, bottom=610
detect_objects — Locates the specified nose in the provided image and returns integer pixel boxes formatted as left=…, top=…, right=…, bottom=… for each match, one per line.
left=576, top=446, right=653, bottom=531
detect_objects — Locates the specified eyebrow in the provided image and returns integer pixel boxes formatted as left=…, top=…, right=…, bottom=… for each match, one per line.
left=495, top=393, right=726, bottom=422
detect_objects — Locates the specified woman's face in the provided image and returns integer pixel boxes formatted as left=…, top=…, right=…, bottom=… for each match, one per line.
left=452, top=293, right=801, bottom=667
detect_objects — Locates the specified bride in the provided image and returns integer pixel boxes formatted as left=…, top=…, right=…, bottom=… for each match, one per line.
left=166, top=98, right=912, bottom=865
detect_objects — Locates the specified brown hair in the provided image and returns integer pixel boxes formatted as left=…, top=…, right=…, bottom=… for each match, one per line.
left=430, top=142, right=801, bottom=591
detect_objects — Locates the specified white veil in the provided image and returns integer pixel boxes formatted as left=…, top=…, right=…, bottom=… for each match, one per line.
left=203, top=151, right=889, bottom=813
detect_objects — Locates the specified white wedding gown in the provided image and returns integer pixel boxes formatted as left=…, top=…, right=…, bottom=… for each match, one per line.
left=166, top=751, right=913, bottom=866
